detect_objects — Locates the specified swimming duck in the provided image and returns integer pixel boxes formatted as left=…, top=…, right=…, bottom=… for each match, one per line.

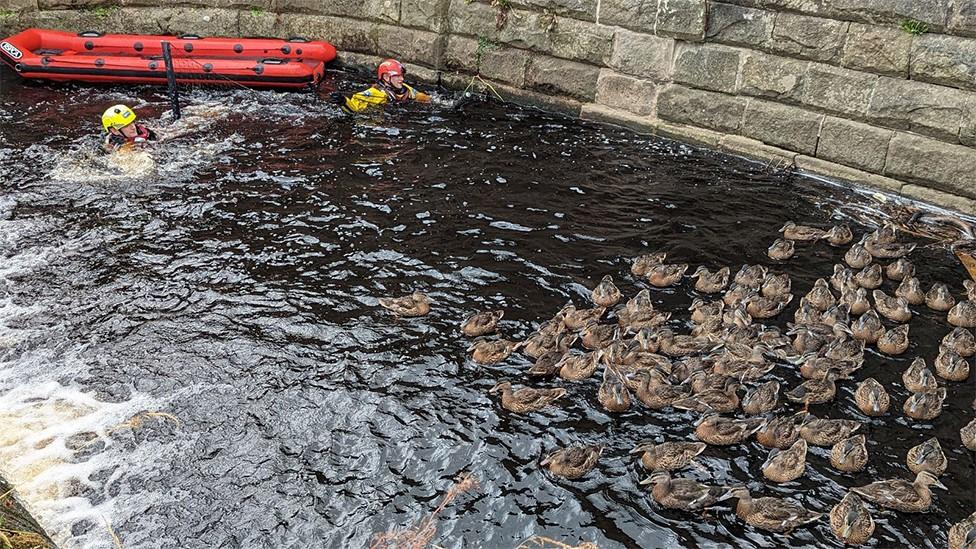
left=852, top=471, right=945, bottom=513
left=756, top=412, right=806, bottom=449
left=799, top=355, right=859, bottom=381
left=962, top=418, right=976, bottom=451
left=378, top=291, right=431, bottom=317
left=745, top=294, right=792, bottom=320
left=840, top=286, right=872, bottom=316
left=926, top=283, right=956, bottom=312
left=689, top=298, right=725, bottom=325
left=742, top=380, right=780, bottom=415
left=944, top=327, right=976, bottom=357
left=489, top=381, right=566, bottom=413
left=786, top=370, right=841, bottom=408
left=591, top=275, right=622, bottom=308
left=903, top=357, right=938, bottom=393
left=686, top=370, right=738, bottom=395
left=868, top=222, right=898, bottom=244
left=822, top=333, right=866, bottom=364
left=598, top=364, right=632, bottom=413
left=633, top=369, right=690, bottom=409
left=672, top=385, right=740, bottom=414
left=729, top=486, right=822, bottom=534
left=653, top=329, right=715, bottom=357
left=906, top=437, right=947, bottom=476
left=761, top=273, right=792, bottom=299
left=823, top=224, right=854, bottom=246
left=528, top=349, right=566, bottom=377
left=780, top=221, right=826, bottom=241
left=632, top=327, right=660, bottom=353
left=967, top=280, right=976, bottom=301
left=557, top=350, right=603, bottom=381
left=873, top=290, right=912, bottom=323
left=949, top=512, right=976, bottom=549
left=630, top=440, right=707, bottom=471
left=461, top=310, right=504, bottom=337
left=820, top=304, right=851, bottom=328
left=877, top=324, right=910, bottom=355
left=845, top=238, right=873, bottom=269
left=830, top=434, right=869, bottom=473
left=851, top=310, right=885, bottom=344
left=935, top=346, right=970, bottom=382
left=948, top=300, right=976, bottom=328
left=854, top=378, right=889, bottom=416
left=695, top=413, right=765, bottom=446
left=895, top=276, right=926, bottom=305
left=724, top=283, right=758, bottom=308
left=647, top=262, right=689, bottom=287
left=734, top=264, right=768, bottom=288
left=631, top=252, right=667, bottom=277
left=562, top=305, right=607, bottom=331
left=886, top=258, right=915, bottom=281
left=762, top=438, right=807, bottom=483
left=540, top=444, right=603, bottom=479
left=800, top=416, right=861, bottom=447
left=523, top=329, right=576, bottom=359
left=468, top=339, right=522, bottom=365
left=903, top=387, right=947, bottom=421
left=768, top=239, right=795, bottom=261
left=640, top=471, right=733, bottom=512
left=805, top=278, right=836, bottom=311
left=691, top=266, right=730, bottom=294
left=830, top=265, right=854, bottom=292
left=854, top=264, right=883, bottom=289
left=580, top=322, right=618, bottom=351
left=830, top=492, right=874, bottom=545
left=864, top=238, right=917, bottom=260
left=618, top=307, right=670, bottom=334
left=627, top=350, right=673, bottom=373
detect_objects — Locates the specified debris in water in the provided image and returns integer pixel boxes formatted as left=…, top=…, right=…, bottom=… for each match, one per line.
left=369, top=473, right=479, bottom=549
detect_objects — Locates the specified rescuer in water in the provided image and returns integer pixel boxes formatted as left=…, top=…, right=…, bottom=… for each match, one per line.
left=101, top=104, right=157, bottom=153
left=332, top=58, right=431, bottom=113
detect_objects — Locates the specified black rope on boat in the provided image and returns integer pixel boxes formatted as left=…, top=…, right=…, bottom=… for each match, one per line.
left=161, top=41, right=182, bottom=120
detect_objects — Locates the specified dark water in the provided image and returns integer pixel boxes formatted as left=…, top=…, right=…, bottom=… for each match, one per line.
left=0, top=66, right=973, bottom=549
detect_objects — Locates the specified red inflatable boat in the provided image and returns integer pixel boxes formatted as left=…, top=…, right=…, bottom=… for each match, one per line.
left=0, top=28, right=336, bottom=89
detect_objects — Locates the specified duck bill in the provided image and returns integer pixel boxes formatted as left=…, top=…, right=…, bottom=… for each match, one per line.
left=638, top=476, right=655, bottom=486
left=933, top=479, right=947, bottom=490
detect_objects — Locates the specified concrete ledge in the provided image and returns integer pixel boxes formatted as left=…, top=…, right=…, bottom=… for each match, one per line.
left=795, top=154, right=904, bottom=194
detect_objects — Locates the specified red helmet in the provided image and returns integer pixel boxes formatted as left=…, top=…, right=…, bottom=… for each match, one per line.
left=377, top=58, right=404, bottom=81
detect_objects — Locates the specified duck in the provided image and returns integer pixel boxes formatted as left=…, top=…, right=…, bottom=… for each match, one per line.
left=461, top=310, right=504, bottom=337
left=768, top=239, right=795, bottom=261
left=963, top=418, right=976, bottom=451
left=800, top=416, right=861, bottom=446
left=854, top=377, right=890, bottom=417
left=687, top=370, right=739, bottom=395
left=780, top=221, right=826, bottom=241
left=557, top=350, right=603, bottom=381
left=903, top=357, right=938, bottom=392
left=671, top=357, right=709, bottom=383
left=653, top=329, right=715, bottom=357
left=598, top=364, right=632, bottom=413
left=647, top=262, right=689, bottom=287
left=830, top=492, right=875, bottom=546
left=906, top=437, right=947, bottom=476
left=694, top=413, right=765, bottom=446
left=755, top=412, right=806, bottom=449
left=378, top=291, right=431, bottom=317
left=949, top=512, right=976, bottom=549
left=528, top=349, right=567, bottom=377
left=734, top=264, right=768, bottom=288
left=805, top=278, right=836, bottom=311
left=820, top=304, right=851, bottom=328
left=886, top=258, right=915, bottom=281
left=489, top=381, right=566, bottom=413
left=873, top=290, right=912, bottom=323
left=896, top=276, right=926, bottom=305
left=795, top=302, right=822, bottom=329
left=689, top=298, right=725, bottom=324
left=840, top=286, right=872, bottom=316
left=580, top=322, right=618, bottom=351
left=786, top=370, right=841, bottom=408
left=745, top=294, right=792, bottom=320
left=761, top=273, right=792, bottom=299
left=468, top=339, right=522, bottom=365
left=633, top=370, right=690, bottom=409
left=591, top=274, right=622, bottom=308
left=640, top=471, right=733, bottom=512
left=935, top=346, right=970, bottom=382
left=854, top=264, right=883, bottom=289
left=944, top=327, right=976, bottom=357
left=618, top=308, right=670, bottom=334
left=822, top=334, right=866, bottom=364
left=830, top=264, right=854, bottom=292
left=672, top=385, right=740, bottom=414
left=627, top=350, right=673, bottom=373
left=903, top=387, right=947, bottom=421
left=926, top=283, right=956, bottom=312
left=851, top=310, right=885, bottom=344
left=762, top=438, right=807, bottom=483
left=724, top=283, right=758, bottom=307
left=967, top=280, right=976, bottom=301
left=830, top=434, right=869, bottom=473
left=877, top=324, right=910, bottom=355
left=729, top=487, right=822, bottom=534
left=691, top=266, right=730, bottom=294
left=540, top=444, right=603, bottom=479
left=630, top=440, right=707, bottom=471
left=823, top=224, right=854, bottom=246
left=523, top=329, right=576, bottom=359
left=867, top=222, right=898, bottom=244
left=742, top=381, right=780, bottom=415
left=864, top=238, right=917, bottom=259
left=623, top=288, right=653, bottom=313
left=852, top=471, right=946, bottom=513
left=845, top=238, right=873, bottom=269
left=632, top=252, right=667, bottom=277
left=562, top=305, right=606, bottom=331
left=948, top=300, right=976, bottom=328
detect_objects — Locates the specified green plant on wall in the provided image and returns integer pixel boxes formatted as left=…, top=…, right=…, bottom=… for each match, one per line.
left=89, top=6, right=118, bottom=19
left=250, top=7, right=266, bottom=17
left=0, top=9, right=13, bottom=18
left=475, top=35, right=500, bottom=75
left=900, top=18, right=929, bottom=35
left=466, top=0, right=511, bottom=31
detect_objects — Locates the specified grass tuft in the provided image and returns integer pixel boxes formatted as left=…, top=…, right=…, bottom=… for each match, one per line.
left=900, top=18, right=929, bottom=35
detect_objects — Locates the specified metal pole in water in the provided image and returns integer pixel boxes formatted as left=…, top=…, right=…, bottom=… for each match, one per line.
left=161, top=41, right=181, bottom=120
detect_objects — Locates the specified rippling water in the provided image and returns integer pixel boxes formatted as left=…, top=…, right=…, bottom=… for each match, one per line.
left=0, top=66, right=973, bottom=549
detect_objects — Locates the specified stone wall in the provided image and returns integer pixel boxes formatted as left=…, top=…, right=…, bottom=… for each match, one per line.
left=1, top=0, right=975, bottom=214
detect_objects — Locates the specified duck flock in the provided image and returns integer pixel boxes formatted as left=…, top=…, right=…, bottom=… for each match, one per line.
left=378, top=220, right=976, bottom=547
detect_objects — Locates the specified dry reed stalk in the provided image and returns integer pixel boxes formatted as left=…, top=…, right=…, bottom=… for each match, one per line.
left=102, top=516, right=122, bottom=549
left=369, top=473, right=479, bottom=549
left=516, top=536, right=598, bottom=549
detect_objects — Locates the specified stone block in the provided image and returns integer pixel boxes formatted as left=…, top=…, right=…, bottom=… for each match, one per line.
left=599, top=0, right=658, bottom=33
left=15, top=8, right=124, bottom=34
left=656, top=0, right=707, bottom=41
left=840, top=23, right=910, bottom=77
left=525, top=54, right=601, bottom=101
left=443, top=35, right=529, bottom=86
left=950, top=0, right=976, bottom=37
left=705, top=2, right=774, bottom=48
left=238, top=9, right=277, bottom=37
left=794, top=155, right=905, bottom=194
left=512, top=0, right=599, bottom=21
left=546, top=16, right=614, bottom=65
left=278, top=14, right=377, bottom=53
left=738, top=51, right=808, bottom=102
left=911, top=34, right=976, bottom=92
left=962, top=111, right=976, bottom=147
left=769, top=12, right=848, bottom=63
left=0, top=0, right=35, bottom=12
left=278, top=0, right=399, bottom=23
left=609, top=29, right=674, bottom=81
left=739, top=98, right=824, bottom=155
left=822, top=0, right=952, bottom=30
left=719, top=134, right=798, bottom=167
left=762, top=0, right=821, bottom=11
left=654, top=121, right=725, bottom=146
left=816, top=116, right=893, bottom=173
left=672, top=43, right=742, bottom=94
left=442, top=72, right=583, bottom=115
left=656, top=84, right=747, bottom=133
left=36, top=0, right=106, bottom=8
left=373, top=25, right=443, bottom=66
left=801, top=63, right=877, bottom=117
left=885, top=132, right=976, bottom=199
left=580, top=104, right=658, bottom=134
left=594, top=69, right=659, bottom=116
left=866, top=77, right=976, bottom=142
left=400, top=0, right=451, bottom=32
left=152, top=8, right=241, bottom=37
left=186, top=0, right=273, bottom=8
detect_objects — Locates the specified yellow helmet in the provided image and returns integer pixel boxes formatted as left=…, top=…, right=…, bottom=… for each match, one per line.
left=101, top=104, right=136, bottom=132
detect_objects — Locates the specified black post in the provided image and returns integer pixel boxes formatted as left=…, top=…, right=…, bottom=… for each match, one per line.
left=161, top=41, right=181, bottom=120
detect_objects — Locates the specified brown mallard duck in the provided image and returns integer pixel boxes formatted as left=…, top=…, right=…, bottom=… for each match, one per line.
left=886, top=258, right=915, bottom=281
left=852, top=471, right=946, bottom=513
left=823, top=224, right=853, bottom=246
left=633, top=369, right=690, bottom=409
left=854, top=378, right=889, bottom=416
left=845, top=238, right=873, bottom=269
left=647, top=262, right=689, bottom=287
left=854, top=264, right=883, bottom=289
left=831, top=264, right=854, bottom=292
left=631, top=440, right=707, bottom=471
left=461, top=310, right=504, bottom=337
left=768, top=238, right=795, bottom=261
left=540, top=444, right=603, bottom=479
left=617, top=306, right=670, bottom=334
left=877, top=324, right=910, bottom=355
left=687, top=370, right=738, bottom=394
left=896, top=276, right=926, bottom=305
left=830, top=434, right=868, bottom=473
left=745, top=294, right=792, bottom=319
left=689, top=298, right=725, bottom=324
left=761, top=273, right=792, bottom=299
left=948, top=300, right=976, bottom=328
left=873, top=290, right=911, bottom=323
left=822, top=334, right=866, bottom=364
left=724, top=283, right=758, bottom=308
left=562, top=305, right=606, bottom=331
left=378, top=291, right=431, bottom=317
left=623, top=288, right=653, bottom=313
left=805, top=278, right=836, bottom=311
left=489, top=381, right=566, bottom=413
left=967, top=280, right=976, bottom=302
left=800, top=416, right=861, bottom=447
left=580, top=322, right=618, bottom=351
left=840, top=285, right=872, bottom=316
left=906, top=437, right=947, bottom=476
left=903, top=357, right=937, bottom=393
left=762, top=438, right=807, bottom=483
left=631, top=251, right=667, bottom=277
left=949, top=511, right=976, bottom=549
left=557, top=349, right=603, bottom=381
left=729, top=487, right=822, bottom=533
left=864, top=238, right=916, bottom=259
left=691, top=266, right=730, bottom=294
left=756, top=412, right=806, bottom=449
left=780, top=221, right=825, bottom=241
left=742, top=380, right=780, bottom=415
left=653, top=329, right=715, bottom=357
left=935, top=346, right=970, bottom=382
left=641, top=471, right=733, bottom=512
left=926, top=283, right=956, bottom=312
left=799, top=355, right=860, bottom=381
left=627, top=350, right=673, bottom=373
left=673, top=385, right=741, bottom=414
left=820, top=304, right=851, bottom=328
left=523, top=329, right=576, bottom=359
left=734, top=264, right=768, bottom=288
left=695, top=413, right=765, bottom=446
left=943, top=327, right=976, bottom=357
left=830, top=492, right=874, bottom=545
left=591, top=274, right=622, bottom=308
left=598, top=364, right=632, bottom=413
left=468, top=339, right=522, bottom=365
left=867, top=222, right=898, bottom=244
left=851, top=309, right=885, bottom=344
left=786, top=370, right=841, bottom=408
left=528, top=349, right=567, bottom=377
left=903, top=387, right=947, bottom=421
left=963, top=418, right=976, bottom=451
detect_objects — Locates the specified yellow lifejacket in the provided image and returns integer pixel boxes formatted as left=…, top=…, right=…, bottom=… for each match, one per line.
left=343, top=83, right=429, bottom=113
